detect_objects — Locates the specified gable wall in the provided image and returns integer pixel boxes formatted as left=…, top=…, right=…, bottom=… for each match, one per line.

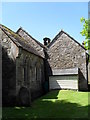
left=1, top=29, right=19, bottom=60
left=1, top=29, right=19, bottom=106
left=47, top=33, right=88, bottom=90
left=17, top=29, right=45, bottom=58
left=1, top=28, right=45, bottom=105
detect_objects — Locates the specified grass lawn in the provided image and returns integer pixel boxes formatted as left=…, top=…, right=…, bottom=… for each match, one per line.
left=2, top=90, right=90, bottom=119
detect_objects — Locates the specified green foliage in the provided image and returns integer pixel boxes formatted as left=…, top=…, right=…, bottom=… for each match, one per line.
left=80, top=17, right=90, bottom=51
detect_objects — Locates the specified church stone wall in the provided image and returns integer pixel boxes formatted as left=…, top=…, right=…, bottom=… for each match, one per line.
left=47, top=33, right=88, bottom=90
left=16, top=48, right=45, bottom=105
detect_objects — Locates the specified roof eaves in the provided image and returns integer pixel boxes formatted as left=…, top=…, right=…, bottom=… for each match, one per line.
left=0, top=27, right=22, bottom=47
left=0, top=24, right=44, bottom=59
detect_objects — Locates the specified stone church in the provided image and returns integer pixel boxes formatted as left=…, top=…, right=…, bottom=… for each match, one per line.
left=0, top=24, right=89, bottom=106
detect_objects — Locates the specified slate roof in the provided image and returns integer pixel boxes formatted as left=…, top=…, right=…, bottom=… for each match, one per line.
left=0, top=24, right=43, bottom=58
left=16, top=27, right=46, bottom=49
left=48, top=30, right=87, bottom=51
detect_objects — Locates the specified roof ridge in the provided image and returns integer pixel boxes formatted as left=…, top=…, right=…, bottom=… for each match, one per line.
left=61, top=30, right=86, bottom=50
left=0, top=24, right=16, bottom=34
left=47, top=30, right=62, bottom=48
left=0, top=24, right=43, bottom=58
left=16, top=26, right=23, bottom=34
left=48, top=29, right=86, bottom=51
left=16, top=27, right=46, bottom=49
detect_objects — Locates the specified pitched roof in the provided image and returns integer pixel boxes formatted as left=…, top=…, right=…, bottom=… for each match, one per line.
left=48, top=30, right=87, bottom=51
left=16, top=27, right=46, bottom=49
left=0, top=24, right=43, bottom=58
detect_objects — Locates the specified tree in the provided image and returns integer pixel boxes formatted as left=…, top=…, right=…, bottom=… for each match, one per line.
left=80, top=17, right=90, bottom=53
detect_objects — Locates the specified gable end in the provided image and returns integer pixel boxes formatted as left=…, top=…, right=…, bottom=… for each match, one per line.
left=48, top=30, right=86, bottom=51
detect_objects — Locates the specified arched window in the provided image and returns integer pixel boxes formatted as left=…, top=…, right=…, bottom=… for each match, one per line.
left=23, top=56, right=28, bottom=84
left=36, top=64, right=41, bottom=82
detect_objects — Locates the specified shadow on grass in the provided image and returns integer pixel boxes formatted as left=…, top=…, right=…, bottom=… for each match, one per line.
left=2, top=99, right=89, bottom=120
left=41, top=90, right=60, bottom=99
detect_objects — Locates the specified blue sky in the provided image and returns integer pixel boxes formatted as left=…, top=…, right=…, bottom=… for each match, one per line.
left=1, top=2, right=88, bottom=44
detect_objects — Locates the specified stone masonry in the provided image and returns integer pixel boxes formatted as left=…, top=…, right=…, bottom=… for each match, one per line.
left=1, top=25, right=45, bottom=106
left=47, top=31, right=89, bottom=90
left=17, top=28, right=46, bottom=58
left=1, top=24, right=89, bottom=106
left=16, top=47, right=45, bottom=104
